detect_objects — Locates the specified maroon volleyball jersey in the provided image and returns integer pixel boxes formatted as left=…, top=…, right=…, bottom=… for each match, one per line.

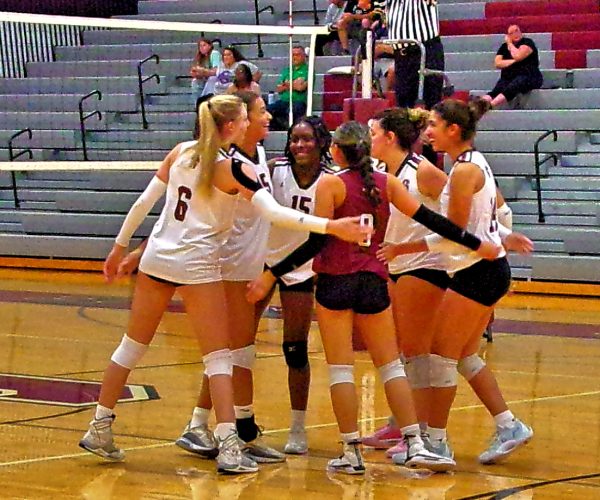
left=313, top=168, right=390, bottom=280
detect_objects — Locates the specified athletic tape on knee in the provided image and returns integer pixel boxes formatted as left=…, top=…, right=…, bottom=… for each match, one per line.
left=457, top=354, right=486, bottom=381
left=429, top=354, right=458, bottom=388
left=328, top=364, right=354, bottom=387
left=231, top=344, right=256, bottom=370
left=203, top=348, right=233, bottom=377
left=404, top=355, right=431, bottom=389
left=110, top=334, right=149, bottom=369
left=378, top=358, right=406, bottom=384
left=282, top=340, right=309, bottom=369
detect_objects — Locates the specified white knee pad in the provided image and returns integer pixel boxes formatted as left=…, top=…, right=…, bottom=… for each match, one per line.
left=231, top=344, right=256, bottom=370
left=110, top=334, right=149, bottom=369
left=457, top=354, right=486, bottom=381
left=329, top=364, right=354, bottom=387
left=404, top=355, right=431, bottom=389
left=429, top=354, right=458, bottom=388
left=203, top=349, right=233, bottom=377
left=379, top=359, right=406, bottom=384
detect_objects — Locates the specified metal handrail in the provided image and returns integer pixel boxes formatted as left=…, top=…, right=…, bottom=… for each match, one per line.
left=78, top=90, right=103, bottom=161
left=533, top=130, right=559, bottom=223
left=382, top=38, right=453, bottom=105
left=7, top=128, right=33, bottom=208
left=253, top=2, right=275, bottom=58
left=137, top=54, right=161, bottom=129
left=312, top=0, right=319, bottom=25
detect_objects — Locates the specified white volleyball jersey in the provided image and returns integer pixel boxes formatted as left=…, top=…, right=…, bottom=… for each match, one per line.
left=139, top=142, right=237, bottom=284
left=220, top=143, right=273, bottom=281
left=440, top=149, right=506, bottom=273
left=384, top=152, right=446, bottom=274
left=266, top=158, right=325, bottom=286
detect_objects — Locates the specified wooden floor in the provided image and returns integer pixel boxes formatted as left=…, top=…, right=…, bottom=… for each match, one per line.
left=1, top=270, right=599, bottom=499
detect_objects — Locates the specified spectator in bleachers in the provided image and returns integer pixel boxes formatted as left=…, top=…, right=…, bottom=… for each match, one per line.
left=202, top=46, right=261, bottom=96
left=189, top=38, right=221, bottom=106
left=315, top=0, right=360, bottom=56
left=226, top=64, right=262, bottom=96
left=481, top=25, right=543, bottom=108
left=267, top=46, right=309, bottom=131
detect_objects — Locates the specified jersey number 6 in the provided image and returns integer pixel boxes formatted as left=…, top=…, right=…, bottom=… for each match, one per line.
left=174, top=186, right=193, bottom=222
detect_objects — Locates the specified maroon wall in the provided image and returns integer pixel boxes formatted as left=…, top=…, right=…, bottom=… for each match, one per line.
left=0, top=0, right=137, bottom=17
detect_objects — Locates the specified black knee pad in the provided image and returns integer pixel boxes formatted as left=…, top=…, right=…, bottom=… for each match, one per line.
left=282, top=341, right=309, bottom=370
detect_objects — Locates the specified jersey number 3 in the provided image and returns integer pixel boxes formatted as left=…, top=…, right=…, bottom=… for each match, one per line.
left=174, top=186, right=192, bottom=222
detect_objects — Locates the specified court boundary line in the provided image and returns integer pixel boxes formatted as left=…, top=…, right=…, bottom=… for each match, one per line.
left=2, top=388, right=599, bottom=469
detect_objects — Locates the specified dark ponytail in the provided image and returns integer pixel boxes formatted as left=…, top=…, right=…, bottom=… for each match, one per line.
left=332, top=121, right=381, bottom=208
left=373, top=107, right=430, bottom=150
left=432, top=98, right=491, bottom=141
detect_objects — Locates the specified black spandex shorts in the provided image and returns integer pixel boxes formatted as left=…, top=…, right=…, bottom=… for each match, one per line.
left=389, top=268, right=450, bottom=290
left=315, top=272, right=390, bottom=314
left=145, top=272, right=185, bottom=287
left=448, top=257, right=511, bottom=306
left=278, top=276, right=315, bottom=293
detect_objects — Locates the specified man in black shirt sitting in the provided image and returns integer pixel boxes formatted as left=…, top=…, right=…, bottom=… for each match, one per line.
left=481, top=25, right=543, bottom=108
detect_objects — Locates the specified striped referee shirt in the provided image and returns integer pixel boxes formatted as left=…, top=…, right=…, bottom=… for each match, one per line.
left=384, top=0, right=439, bottom=44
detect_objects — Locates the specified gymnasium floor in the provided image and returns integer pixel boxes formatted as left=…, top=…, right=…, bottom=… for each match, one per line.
left=0, top=269, right=599, bottom=499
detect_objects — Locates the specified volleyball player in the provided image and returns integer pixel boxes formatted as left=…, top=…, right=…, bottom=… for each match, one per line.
left=79, top=95, right=367, bottom=474
left=362, top=107, right=448, bottom=458
left=258, top=116, right=334, bottom=454
left=364, top=107, right=532, bottom=465
left=384, top=99, right=534, bottom=465
left=247, top=121, right=503, bottom=474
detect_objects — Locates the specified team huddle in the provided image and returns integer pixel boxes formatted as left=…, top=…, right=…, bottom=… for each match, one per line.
left=78, top=91, right=534, bottom=476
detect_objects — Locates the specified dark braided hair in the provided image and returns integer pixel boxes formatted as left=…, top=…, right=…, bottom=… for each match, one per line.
left=332, top=121, right=381, bottom=208
left=284, top=115, right=332, bottom=166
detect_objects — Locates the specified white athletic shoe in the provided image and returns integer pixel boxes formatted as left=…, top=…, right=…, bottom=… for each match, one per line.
left=327, top=440, right=366, bottom=475
left=479, top=419, right=533, bottom=465
left=79, top=415, right=124, bottom=461
left=284, top=429, right=308, bottom=455
left=216, top=432, right=259, bottom=474
left=175, top=422, right=218, bottom=459
left=395, top=437, right=455, bottom=472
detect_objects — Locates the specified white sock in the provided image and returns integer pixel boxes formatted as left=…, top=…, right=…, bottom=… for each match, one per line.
left=341, top=431, right=360, bottom=443
left=419, top=422, right=428, bottom=434
left=401, top=424, right=424, bottom=449
left=234, top=404, right=253, bottom=420
left=494, top=410, right=515, bottom=428
left=387, top=415, right=397, bottom=427
left=290, top=409, right=306, bottom=431
left=214, top=422, right=237, bottom=440
left=95, top=404, right=113, bottom=420
left=190, top=406, right=211, bottom=428
left=427, top=426, right=447, bottom=442
left=400, top=423, right=421, bottom=438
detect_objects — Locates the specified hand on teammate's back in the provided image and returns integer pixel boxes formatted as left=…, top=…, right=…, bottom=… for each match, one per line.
left=327, top=216, right=373, bottom=243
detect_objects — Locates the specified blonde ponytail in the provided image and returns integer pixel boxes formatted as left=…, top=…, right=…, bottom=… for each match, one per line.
left=191, top=94, right=244, bottom=197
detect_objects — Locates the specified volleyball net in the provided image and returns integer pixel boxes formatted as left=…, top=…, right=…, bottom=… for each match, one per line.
left=0, top=10, right=328, bottom=173
left=0, top=10, right=336, bottom=245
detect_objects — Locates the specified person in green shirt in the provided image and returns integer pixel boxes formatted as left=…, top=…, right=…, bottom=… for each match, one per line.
left=268, top=46, right=309, bottom=130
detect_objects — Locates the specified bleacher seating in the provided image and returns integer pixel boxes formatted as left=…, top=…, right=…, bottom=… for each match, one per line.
left=0, top=0, right=599, bottom=281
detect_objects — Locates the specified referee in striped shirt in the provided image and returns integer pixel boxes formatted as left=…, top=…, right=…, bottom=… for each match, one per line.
left=385, top=0, right=445, bottom=110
